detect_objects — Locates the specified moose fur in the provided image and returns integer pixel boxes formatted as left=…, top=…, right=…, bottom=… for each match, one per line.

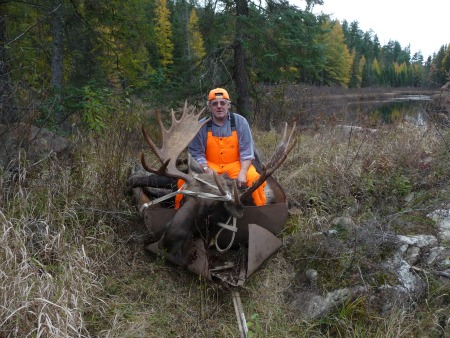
left=158, top=159, right=244, bottom=256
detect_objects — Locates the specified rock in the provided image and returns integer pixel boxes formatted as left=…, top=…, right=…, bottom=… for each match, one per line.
left=291, top=210, right=450, bottom=321
left=374, top=285, right=412, bottom=315
left=427, top=209, right=450, bottom=241
left=382, top=252, right=425, bottom=298
left=404, top=192, right=416, bottom=204
left=0, top=123, right=69, bottom=167
left=335, top=124, right=378, bottom=136
left=292, top=286, right=370, bottom=320
left=29, top=125, right=68, bottom=155
left=426, top=247, right=445, bottom=265
left=331, top=216, right=355, bottom=230
left=305, top=269, right=318, bottom=287
left=396, top=234, right=438, bottom=266
left=404, top=246, right=421, bottom=265
left=397, top=234, right=438, bottom=248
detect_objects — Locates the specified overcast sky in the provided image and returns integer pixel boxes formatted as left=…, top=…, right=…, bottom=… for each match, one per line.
left=294, top=0, right=448, bottom=59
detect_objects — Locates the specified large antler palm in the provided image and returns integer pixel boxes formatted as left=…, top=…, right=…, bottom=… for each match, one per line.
left=239, top=122, right=297, bottom=202
left=141, top=101, right=209, bottom=183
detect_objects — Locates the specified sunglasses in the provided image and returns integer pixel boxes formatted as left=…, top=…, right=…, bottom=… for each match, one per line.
left=210, top=100, right=229, bottom=107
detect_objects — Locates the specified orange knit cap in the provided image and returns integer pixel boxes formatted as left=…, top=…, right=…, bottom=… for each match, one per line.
left=208, top=88, right=230, bottom=101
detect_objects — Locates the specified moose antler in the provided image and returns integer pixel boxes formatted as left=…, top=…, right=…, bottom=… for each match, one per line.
left=141, top=101, right=209, bottom=183
left=213, top=171, right=242, bottom=207
left=239, top=122, right=297, bottom=202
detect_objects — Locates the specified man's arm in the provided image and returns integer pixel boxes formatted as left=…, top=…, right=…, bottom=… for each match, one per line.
left=237, top=159, right=252, bottom=188
left=235, top=114, right=254, bottom=161
left=234, top=114, right=256, bottom=187
left=188, top=127, right=208, bottom=165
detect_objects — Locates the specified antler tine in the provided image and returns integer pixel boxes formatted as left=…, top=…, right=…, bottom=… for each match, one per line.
left=141, top=152, right=170, bottom=174
left=167, top=101, right=205, bottom=133
left=232, top=180, right=242, bottom=206
left=141, top=102, right=210, bottom=183
left=141, top=122, right=164, bottom=164
left=168, top=103, right=182, bottom=132
left=267, top=122, right=297, bottom=170
left=213, top=171, right=242, bottom=206
left=239, top=122, right=297, bottom=201
left=213, top=171, right=227, bottom=196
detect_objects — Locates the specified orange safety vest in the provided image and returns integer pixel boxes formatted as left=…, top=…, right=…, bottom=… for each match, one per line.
left=175, top=117, right=266, bottom=208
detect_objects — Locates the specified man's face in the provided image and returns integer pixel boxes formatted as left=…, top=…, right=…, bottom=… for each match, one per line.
left=209, top=99, right=230, bottom=119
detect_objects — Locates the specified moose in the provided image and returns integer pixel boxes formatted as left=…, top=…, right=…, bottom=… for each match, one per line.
left=128, top=102, right=297, bottom=282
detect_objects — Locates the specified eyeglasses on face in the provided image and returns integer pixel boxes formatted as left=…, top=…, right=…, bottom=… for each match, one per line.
left=210, top=100, right=228, bottom=107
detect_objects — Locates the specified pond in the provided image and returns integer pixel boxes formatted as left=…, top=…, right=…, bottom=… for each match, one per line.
left=367, top=94, right=431, bottom=125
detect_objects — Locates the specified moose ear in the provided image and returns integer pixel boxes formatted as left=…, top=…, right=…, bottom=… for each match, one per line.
left=188, top=154, right=203, bottom=174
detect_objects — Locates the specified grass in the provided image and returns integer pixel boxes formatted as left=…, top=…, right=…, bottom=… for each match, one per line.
left=0, top=87, right=449, bottom=337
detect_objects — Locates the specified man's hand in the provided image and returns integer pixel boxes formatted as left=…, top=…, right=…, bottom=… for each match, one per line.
left=237, top=159, right=252, bottom=189
left=236, top=172, right=247, bottom=189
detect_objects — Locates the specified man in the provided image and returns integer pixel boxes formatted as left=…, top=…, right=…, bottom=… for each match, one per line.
left=175, top=87, right=266, bottom=208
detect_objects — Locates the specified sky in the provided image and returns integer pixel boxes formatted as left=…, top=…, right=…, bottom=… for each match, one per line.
left=294, top=0, right=448, bottom=59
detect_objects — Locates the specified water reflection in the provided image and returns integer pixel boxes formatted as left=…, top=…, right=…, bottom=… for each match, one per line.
left=386, top=95, right=431, bottom=102
left=370, top=95, right=430, bottom=125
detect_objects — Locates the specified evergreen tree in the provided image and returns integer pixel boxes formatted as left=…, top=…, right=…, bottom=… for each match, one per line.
left=154, top=0, right=174, bottom=69
left=234, top=0, right=252, bottom=118
left=0, top=4, right=16, bottom=124
left=395, top=62, right=407, bottom=86
left=372, top=57, right=382, bottom=85
left=372, top=35, right=381, bottom=61
left=258, top=2, right=327, bottom=84
left=410, top=63, right=424, bottom=87
left=1, top=0, right=443, bottom=118
left=320, top=19, right=351, bottom=87
left=428, top=45, right=447, bottom=85
left=346, top=20, right=363, bottom=54
left=441, top=44, right=450, bottom=82
left=188, top=8, right=206, bottom=63
left=411, top=51, right=424, bottom=65
left=49, top=0, right=64, bottom=90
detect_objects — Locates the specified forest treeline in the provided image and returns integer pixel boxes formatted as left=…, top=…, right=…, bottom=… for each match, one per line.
left=1, top=0, right=449, bottom=124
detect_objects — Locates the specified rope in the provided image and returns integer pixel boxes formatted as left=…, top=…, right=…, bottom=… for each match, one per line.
left=215, top=216, right=237, bottom=253
left=192, top=174, right=220, bottom=190
left=139, top=189, right=180, bottom=213
left=181, top=189, right=232, bottom=201
left=139, top=177, right=232, bottom=212
left=139, top=175, right=238, bottom=253
left=231, top=289, right=248, bottom=338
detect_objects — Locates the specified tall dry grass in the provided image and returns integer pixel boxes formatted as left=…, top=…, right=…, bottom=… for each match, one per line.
left=262, top=119, right=449, bottom=222
left=1, top=89, right=449, bottom=337
left=0, top=102, right=142, bottom=337
left=0, top=159, right=102, bottom=337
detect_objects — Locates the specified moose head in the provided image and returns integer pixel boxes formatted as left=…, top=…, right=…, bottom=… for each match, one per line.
left=140, top=102, right=296, bottom=257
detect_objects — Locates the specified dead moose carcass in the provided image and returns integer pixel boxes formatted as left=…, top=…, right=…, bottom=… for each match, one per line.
left=128, top=102, right=296, bottom=286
